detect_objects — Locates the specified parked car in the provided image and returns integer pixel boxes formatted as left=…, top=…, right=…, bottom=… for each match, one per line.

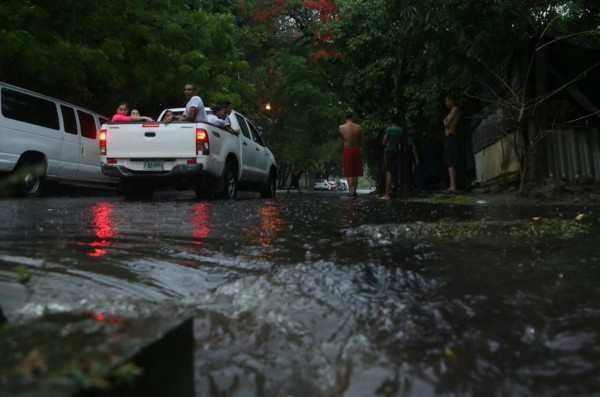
left=338, top=179, right=349, bottom=191
left=313, top=179, right=330, bottom=191
left=328, top=180, right=337, bottom=191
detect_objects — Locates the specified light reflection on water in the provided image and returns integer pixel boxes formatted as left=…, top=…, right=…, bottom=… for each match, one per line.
left=0, top=195, right=599, bottom=396
left=80, top=202, right=117, bottom=257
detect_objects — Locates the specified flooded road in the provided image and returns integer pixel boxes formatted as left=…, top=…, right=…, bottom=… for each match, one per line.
left=1, top=191, right=599, bottom=396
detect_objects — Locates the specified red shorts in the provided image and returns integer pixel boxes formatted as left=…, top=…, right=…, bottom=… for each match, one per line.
left=343, top=147, right=363, bottom=177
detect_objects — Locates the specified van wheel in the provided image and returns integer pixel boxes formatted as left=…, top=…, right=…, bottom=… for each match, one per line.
left=221, top=162, right=237, bottom=200
left=260, top=168, right=277, bottom=198
left=17, top=160, right=46, bottom=197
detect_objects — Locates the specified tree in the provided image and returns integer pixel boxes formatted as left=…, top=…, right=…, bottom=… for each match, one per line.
left=240, top=0, right=347, bottom=181
left=334, top=0, right=600, bottom=191
left=0, top=0, right=253, bottom=117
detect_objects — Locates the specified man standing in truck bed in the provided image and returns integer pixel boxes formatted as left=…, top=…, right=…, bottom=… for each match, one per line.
left=339, top=112, right=363, bottom=199
left=178, top=84, right=207, bottom=122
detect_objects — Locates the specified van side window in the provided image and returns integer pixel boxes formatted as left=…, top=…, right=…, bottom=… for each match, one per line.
left=77, top=110, right=97, bottom=139
left=235, top=114, right=252, bottom=140
left=248, top=122, right=265, bottom=146
left=1, top=88, right=59, bottom=130
left=61, top=105, right=78, bottom=135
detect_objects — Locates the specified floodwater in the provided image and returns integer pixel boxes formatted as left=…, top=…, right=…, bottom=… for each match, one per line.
left=1, top=191, right=599, bottom=396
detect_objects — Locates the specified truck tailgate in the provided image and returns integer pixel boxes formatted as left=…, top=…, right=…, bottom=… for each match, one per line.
left=105, top=123, right=197, bottom=158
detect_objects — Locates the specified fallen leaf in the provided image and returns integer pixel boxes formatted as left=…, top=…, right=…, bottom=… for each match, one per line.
left=575, top=213, right=584, bottom=221
left=21, top=349, right=48, bottom=377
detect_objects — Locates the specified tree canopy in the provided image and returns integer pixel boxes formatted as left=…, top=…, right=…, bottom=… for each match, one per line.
left=0, top=0, right=252, bottom=117
left=1, top=0, right=597, bottom=183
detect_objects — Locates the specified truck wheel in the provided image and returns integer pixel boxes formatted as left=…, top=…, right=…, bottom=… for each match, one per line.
left=16, top=159, right=46, bottom=198
left=260, top=168, right=277, bottom=198
left=221, top=162, right=237, bottom=200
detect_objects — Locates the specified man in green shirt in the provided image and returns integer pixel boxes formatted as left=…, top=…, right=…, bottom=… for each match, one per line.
left=379, top=114, right=403, bottom=200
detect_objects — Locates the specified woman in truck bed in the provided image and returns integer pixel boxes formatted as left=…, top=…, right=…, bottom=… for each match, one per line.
left=111, top=102, right=154, bottom=122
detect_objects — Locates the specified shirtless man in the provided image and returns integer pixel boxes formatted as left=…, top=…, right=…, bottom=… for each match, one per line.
left=442, top=96, right=460, bottom=194
left=339, top=112, right=364, bottom=198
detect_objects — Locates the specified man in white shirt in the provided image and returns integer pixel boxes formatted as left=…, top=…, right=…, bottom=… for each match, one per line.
left=178, top=84, right=207, bottom=122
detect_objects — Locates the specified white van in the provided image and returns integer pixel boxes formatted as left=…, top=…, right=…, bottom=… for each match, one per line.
left=0, top=82, right=118, bottom=197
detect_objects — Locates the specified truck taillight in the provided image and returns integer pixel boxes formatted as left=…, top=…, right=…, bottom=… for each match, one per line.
left=99, top=129, right=107, bottom=155
left=196, top=128, right=209, bottom=155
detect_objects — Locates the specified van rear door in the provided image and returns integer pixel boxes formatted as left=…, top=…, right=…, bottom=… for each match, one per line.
left=57, top=105, right=80, bottom=179
left=77, top=110, right=113, bottom=184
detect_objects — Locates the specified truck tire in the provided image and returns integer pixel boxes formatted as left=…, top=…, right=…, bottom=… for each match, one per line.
left=260, top=168, right=277, bottom=198
left=16, top=159, right=46, bottom=198
left=221, top=161, right=238, bottom=200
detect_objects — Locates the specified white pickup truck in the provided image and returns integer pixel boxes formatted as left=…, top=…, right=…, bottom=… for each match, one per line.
left=99, top=108, right=277, bottom=199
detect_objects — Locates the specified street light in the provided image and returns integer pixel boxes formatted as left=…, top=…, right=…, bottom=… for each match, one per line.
left=264, top=103, right=271, bottom=111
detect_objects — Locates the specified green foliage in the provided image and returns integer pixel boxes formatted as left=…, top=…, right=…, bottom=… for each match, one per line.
left=0, top=0, right=253, bottom=117
left=432, top=194, right=476, bottom=205
left=1, top=0, right=595, bottom=177
left=511, top=218, right=589, bottom=238
left=13, top=265, right=31, bottom=284
left=334, top=0, right=599, bottom=153
left=238, top=1, right=347, bottom=173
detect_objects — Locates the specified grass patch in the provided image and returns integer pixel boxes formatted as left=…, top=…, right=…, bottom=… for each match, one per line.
left=429, top=220, right=489, bottom=239
left=510, top=218, right=589, bottom=238
left=432, top=194, right=476, bottom=205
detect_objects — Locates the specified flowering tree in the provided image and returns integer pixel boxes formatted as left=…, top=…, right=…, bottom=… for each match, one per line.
left=241, top=0, right=347, bottom=181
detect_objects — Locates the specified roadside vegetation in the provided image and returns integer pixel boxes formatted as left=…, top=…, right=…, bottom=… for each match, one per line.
left=1, top=0, right=597, bottom=188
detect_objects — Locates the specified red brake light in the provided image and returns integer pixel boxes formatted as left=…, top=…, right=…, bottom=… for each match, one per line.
left=142, top=123, right=160, bottom=128
left=99, top=129, right=107, bottom=155
left=196, top=128, right=210, bottom=155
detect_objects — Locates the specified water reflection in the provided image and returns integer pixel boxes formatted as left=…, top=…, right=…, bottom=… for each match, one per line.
left=79, top=202, right=118, bottom=257
left=3, top=194, right=599, bottom=397
left=174, top=202, right=213, bottom=267
left=190, top=202, right=211, bottom=245
left=248, top=203, right=285, bottom=247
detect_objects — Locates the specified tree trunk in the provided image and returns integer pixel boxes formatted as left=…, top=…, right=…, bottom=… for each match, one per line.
left=394, top=49, right=411, bottom=198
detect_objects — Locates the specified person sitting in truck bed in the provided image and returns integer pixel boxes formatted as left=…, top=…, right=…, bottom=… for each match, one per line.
left=162, top=109, right=174, bottom=124
left=207, top=104, right=227, bottom=127
left=218, top=100, right=241, bottom=136
left=111, top=102, right=154, bottom=122
left=207, top=104, right=240, bottom=136
left=177, top=84, right=207, bottom=122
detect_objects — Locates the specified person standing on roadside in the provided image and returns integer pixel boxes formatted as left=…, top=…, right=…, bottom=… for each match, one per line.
left=442, top=95, right=460, bottom=194
left=178, top=84, right=207, bottom=122
left=339, top=112, right=363, bottom=199
left=379, top=114, right=403, bottom=200
left=286, top=165, right=303, bottom=194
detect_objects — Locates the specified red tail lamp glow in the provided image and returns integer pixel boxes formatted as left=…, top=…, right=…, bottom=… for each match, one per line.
left=196, top=128, right=210, bottom=155
left=99, top=129, right=107, bottom=155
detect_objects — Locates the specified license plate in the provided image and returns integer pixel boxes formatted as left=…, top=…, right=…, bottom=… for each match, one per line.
left=143, top=161, right=164, bottom=171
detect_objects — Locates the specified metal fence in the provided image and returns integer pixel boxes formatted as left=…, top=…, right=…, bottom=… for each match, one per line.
left=547, top=127, right=600, bottom=182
